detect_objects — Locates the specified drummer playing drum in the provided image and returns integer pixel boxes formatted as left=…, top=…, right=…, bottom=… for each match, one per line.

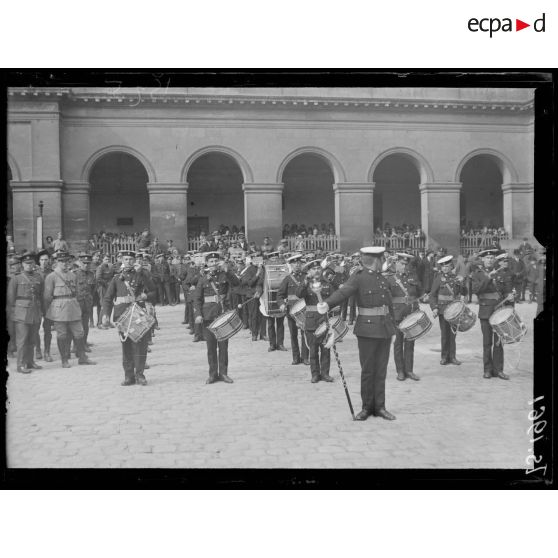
left=429, top=255, right=468, bottom=366
left=193, top=251, right=240, bottom=384
left=471, top=247, right=515, bottom=380
left=386, top=252, right=423, bottom=381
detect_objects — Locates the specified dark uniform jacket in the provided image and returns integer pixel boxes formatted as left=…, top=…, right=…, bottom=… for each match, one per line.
left=278, top=270, right=306, bottom=308
left=183, top=266, right=201, bottom=302
left=193, top=269, right=240, bottom=323
left=386, top=270, right=423, bottom=323
left=324, top=267, right=396, bottom=338
left=44, top=270, right=82, bottom=322
left=95, top=262, right=114, bottom=288
left=429, top=272, right=467, bottom=315
left=7, top=271, right=44, bottom=323
left=295, top=278, right=337, bottom=332
left=471, top=265, right=512, bottom=320
left=74, top=269, right=95, bottom=309
left=239, top=264, right=263, bottom=298
left=421, top=257, right=436, bottom=293
left=102, top=267, right=157, bottom=321
left=153, top=261, right=170, bottom=281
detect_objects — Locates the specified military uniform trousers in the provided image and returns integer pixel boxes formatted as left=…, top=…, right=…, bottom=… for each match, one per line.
left=78, top=301, right=92, bottom=345
left=357, top=337, right=391, bottom=413
left=203, top=322, right=229, bottom=380
left=267, top=316, right=285, bottom=348
left=53, top=320, right=85, bottom=361
left=121, top=335, right=149, bottom=382
left=286, top=316, right=309, bottom=362
left=15, top=320, right=41, bottom=368
left=438, top=314, right=457, bottom=362
left=393, top=326, right=415, bottom=375
left=97, top=284, right=109, bottom=321
left=480, top=319, right=504, bottom=375
left=34, top=316, right=53, bottom=354
left=8, top=315, right=17, bottom=354
left=247, top=298, right=264, bottom=339
left=305, top=329, right=330, bottom=378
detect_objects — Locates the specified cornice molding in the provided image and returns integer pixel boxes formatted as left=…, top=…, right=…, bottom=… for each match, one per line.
left=10, top=180, right=63, bottom=193
left=419, top=182, right=462, bottom=194
left=146, top=183, right=188, bottom=194
left=334, top=182, right=375, bottom=193
left=242, top=183, right=284, bottom=194
left=501, top=182, right=534, bottom=194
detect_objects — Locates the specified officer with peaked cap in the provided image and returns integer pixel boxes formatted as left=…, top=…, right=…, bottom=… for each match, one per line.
left=193, top=251, right=240, bottom=384
left=7, top=251, right=44, bottom=373
left=44, top=250, right=96, bottom=368
left=74, top=253, right=96, bottom=350
left=240, top=252, right=266, bottom=342
left=95, top=253, right=115, bottom=329
left=386, top=252, right=423, bottom=381
left=472, top=247, right=515, bottom=380
left=34, top=249, right=52, bottom=361
left=429, top=254, right=467, bottom=366
left=278, top=253, right=309, bottom=365
left=102, top=250, right=157, bottom=385
left=317, top=246, right=397, bottom=420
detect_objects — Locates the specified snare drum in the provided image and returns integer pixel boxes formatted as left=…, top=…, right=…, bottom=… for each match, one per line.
left=488, top=306, right=527, bottom=344
left=207, top=310, right=243, bottom=342
left=443, top=300, right=477, bottom=332
left=289, top=299, right=307, bottom=331
left=314, top=315, right=349, bottom=345
left=398, top=310, right=433, bottom=341
left=116, top=303, right=156, bottom=343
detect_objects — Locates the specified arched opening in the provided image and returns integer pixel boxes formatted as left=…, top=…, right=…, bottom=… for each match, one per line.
left=186, top=152, right=244, bottom=236
left=281, top=153, right=335, bottom=236
left=373, top=154, right=421, bottom=232
left=459, top=155, right=503, bottom=231
left=7, top=165, right=13, bottom=238
left=89, top=152, right=150, bottom=234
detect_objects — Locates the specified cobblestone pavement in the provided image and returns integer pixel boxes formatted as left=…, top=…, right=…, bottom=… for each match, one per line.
left=6, top=301, right=535, bottom=469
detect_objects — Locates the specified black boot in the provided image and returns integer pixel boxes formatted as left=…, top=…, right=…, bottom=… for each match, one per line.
left=76, top=338, right=97, bottom=365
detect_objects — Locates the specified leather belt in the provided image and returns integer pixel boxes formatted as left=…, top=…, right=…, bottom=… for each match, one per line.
left=204, top=295, right=218, bottom=303
left=306, top=305, right=318, bottom=311
left=115, top=296, right=135, bottom=304
left=358, top=306, right=389, bottom=316
left=479, top=292, right=500, bottom=300
left=392, top=297, right=418, bottom=304
left=53, top=295, right=74, bottom=299
left=438, top=295, right=455, bottom=301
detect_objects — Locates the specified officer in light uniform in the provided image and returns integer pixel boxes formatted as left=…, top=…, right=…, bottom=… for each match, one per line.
left=74, top=252, right=96, bottom=350
left=318, top=247, right=397, bottom=421
left=386, top=252, right=422, bottom=381
left=429, top=255, right=467, bottom=366
left=7, top=251, right=44, bottom=373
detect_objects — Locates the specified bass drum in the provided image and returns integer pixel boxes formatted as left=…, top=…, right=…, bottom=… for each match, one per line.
left=262, top=264, right=289, bottom=317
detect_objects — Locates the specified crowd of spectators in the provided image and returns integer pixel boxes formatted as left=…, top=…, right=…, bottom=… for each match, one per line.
left=373, top=223, right=425, bottom=240
left=282, top=222, right=336, bottom=238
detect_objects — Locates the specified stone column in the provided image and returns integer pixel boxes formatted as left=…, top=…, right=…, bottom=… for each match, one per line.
left=147, top=183, right=188, bottom=251
left=243, top=183, right=283, bottom=245
left=63, top=182, right=90, bottom=247
left=10, top=180, right=63, bottom=251
left=502, top=183, right=534, bottom=240
left=333, top=182, right=375, bottom=253
left=420, top=182, right=461, bottom=255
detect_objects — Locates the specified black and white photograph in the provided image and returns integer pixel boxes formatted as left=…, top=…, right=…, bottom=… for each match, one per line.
left=2, top=72, right=553, bottom=485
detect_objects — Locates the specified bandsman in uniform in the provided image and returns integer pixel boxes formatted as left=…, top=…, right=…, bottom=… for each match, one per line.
left=184, top=255, right=204, bottom=341
left=43, top=251, right=96, bottom=368
left=471, top=247, right=515, bottom=380
left=74, top=252, right=96, bottom=350
left=386, top=252, right=422, bottom=381
left=193, top=251, right=240, bottom=384
left=102, top=250, right=156, bottom=386
left=7, top=255, right=22, bottom=358
left=295, top=259, right=337, bottom=383
left=317, top=246, right=397, bottom=421
left=89, top=251, right=101, bottom=327
left=278, top=253, right=309, bottom=365
left=95, top=254, right=114, bottom=329
left=240, top=253, right=266, bottom=342
left=35, top=249, right=53, bottom=361
left=429, top=255, right=467, bottom=366
left=7, top=251, right=44, bottom=373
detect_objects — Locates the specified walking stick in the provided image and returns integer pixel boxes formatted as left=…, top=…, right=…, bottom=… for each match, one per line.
left=311, top=280, right=356, bottom=421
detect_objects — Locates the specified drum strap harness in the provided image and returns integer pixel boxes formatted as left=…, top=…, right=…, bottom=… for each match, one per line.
left=394, top=274, right=410, bottom=305
left=118, top=277, right=142, bottom=343
left=208, top=278, right=225, bottom=313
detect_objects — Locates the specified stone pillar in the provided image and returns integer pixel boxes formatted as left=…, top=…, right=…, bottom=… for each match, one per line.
left=502, top=183, right=534, bottom=240
left=334, top=182, right=375, bottom=253
left=420, top=182, right=461, bottom=255
left=63, top=182, right=90, bottom=247
left=243, top=183, right=283, bottom=245
left=147, top=183, right=188, bottom=251
left=10, top=180, right=63, bottom=251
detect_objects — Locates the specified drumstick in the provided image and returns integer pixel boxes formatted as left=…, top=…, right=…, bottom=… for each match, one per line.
left=311, top=281, right=356, bottom=421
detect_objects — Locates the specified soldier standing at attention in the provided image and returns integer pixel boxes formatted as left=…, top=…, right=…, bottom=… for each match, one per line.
left=102, top=250, right=157, bottom=386
left=429, top=255, right=467, bottom=366
left=386, top=252, right=422, bottom=381
left=7, top=252, right=44, bottom=374
left=193, top=252, right=240, bottom=384
left=240, top=254, right=265, bottom=342
left=95, top=254, right=114, bottom=329
left=34, top=249, right=52, bottom=361
left=471, top=247, right=515, bottom=380
left=7, top=256, right=22, bottom=358
left=43, top=251, right=96, bottom=368
left=74, top=253, right=96, bottom=351
left=317, top=247, right=397, bottom=421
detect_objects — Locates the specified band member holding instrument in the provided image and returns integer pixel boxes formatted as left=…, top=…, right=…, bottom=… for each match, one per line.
left=295, top=259, right=337, bottom=384
left=241, top=254, right=266, bottom=341
left=184, top=255, right=204, bottom=342
left=386, top=252, right=422, bottom=381
left=194, top=252, right=240, bottom=384
left=278, top=253, right=309, bottom=365
left=103, top=250, right=156, bottom=385
left=317, top=246, right=397, bottom=421
left=429, top=255, right=467, bottom=366
left=472, top=247, right=515, bottom=380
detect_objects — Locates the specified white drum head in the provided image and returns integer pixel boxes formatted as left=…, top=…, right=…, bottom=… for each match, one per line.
left=399, top=311, right=423, bottom=329
left=290, top=299, right=306, bottom=314
left=212, top=311, right=233, bottom=327
left=444, top=301, right=463, bottom=320
left=489, top=306, right=514, bottom=325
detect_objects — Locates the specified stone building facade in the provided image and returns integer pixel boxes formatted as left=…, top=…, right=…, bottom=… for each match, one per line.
left=7, top=87, right=534, bottom=253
